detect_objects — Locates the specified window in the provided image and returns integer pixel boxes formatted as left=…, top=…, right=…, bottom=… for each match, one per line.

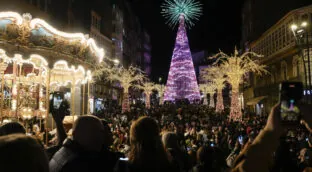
left=292, top=56, right=301, bottom=77
left=281, top=61, right=288, bottom=80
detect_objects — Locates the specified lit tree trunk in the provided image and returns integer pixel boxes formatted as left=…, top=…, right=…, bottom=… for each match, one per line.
left=230, top=86, right=242, bottom=121
left=216, top=89, right=224, bottom=113
left=209, top=93, right=214, bottom=108
left=203, top=94, right=208, bottom=105
left=122, top=91, right=130, bottom=113
left=159, top=94, right=164, bottom=105
left=145, top=93, right=151, bottom=109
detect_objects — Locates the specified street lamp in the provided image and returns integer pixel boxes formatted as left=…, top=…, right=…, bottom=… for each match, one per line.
left=291, top=21, right=312, bottom=102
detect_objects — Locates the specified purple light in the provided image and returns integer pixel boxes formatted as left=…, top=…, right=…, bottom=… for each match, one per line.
left=164, top=16, right=200, bottom=102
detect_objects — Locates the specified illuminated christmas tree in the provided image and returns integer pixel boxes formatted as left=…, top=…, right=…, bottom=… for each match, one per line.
left=162, top=0, right=202, bottom=102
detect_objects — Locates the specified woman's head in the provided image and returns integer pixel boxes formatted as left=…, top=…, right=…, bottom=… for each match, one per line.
left=130, top=116, right=160, bottom=147
left=0, top=134, right=49, bottom=172
left=129, top=116, right=170, bottom=167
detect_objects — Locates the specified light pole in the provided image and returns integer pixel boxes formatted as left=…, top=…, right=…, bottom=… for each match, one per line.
left=291, top=21, right=312, bottom=103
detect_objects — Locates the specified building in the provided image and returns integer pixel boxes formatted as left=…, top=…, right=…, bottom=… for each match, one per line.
left=241, top=0, right=311, bottom=50
left=68, top=0, right=151, bottom=110
left=192, top=51, right=208, bottom=79
left=141, top=30, right=152, bottom=76
left=243, top=5, right=312, bottom=115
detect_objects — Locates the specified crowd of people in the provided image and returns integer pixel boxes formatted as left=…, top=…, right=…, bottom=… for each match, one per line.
left=1, top=100, right=312, bottom=172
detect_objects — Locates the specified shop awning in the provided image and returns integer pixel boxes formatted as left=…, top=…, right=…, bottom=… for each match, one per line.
left=246, top=96, right=268, bottom=106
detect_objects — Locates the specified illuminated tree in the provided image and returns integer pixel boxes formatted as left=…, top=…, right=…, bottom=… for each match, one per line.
left=155, top=84, right=166, bottom=105
left=199, top=83, right=216, bottom=107
left=161, top=0, right=202, bottom=102
left=211, top=48, right=267, bottom=121
left=202, top=66, right=227, bottom=112
left=137, top=81, right=156, bottom=109
left=94, top=64, right=145, bottom=113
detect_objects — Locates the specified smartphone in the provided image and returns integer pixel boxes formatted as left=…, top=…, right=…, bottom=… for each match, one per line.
left=279, top=82, right=303, bottom=125
left=119, top=157, right=129, bottom=161
left=238, top=135, right=243, bottom=145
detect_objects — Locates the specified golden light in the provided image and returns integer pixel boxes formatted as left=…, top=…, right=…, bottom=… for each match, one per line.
left=301, top=22, right=308, bottom=27
left=291, top=24, right=298, bottom=30
left=113, top=59, right=120, bottom=64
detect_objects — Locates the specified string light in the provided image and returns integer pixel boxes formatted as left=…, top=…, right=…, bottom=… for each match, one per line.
left=202, top=66, right=227, bottom=112
left=199, top=83, right=216, bottom=107
left=137, top=82, right=156, bottom=109
left=164, top=11, right=200, bottom=102
left=0, top=11, right=23, bottom=25
left=210, top=48, right=267, bottom=121
left=155, top=84, right=166, bottom=105
left=0, top=11, right=105, bottom=63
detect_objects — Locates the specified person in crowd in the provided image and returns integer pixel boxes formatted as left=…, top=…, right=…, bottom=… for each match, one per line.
left=0, top=122, right=26, bottom=136
left=100, top=119, right=123, bottom=172
left=49, top=115, right=106, bottom=172
left=0, top=134, right=49, bottom=172
left=192, top=146, right=221, bottom=172
left=162, top=132, right=192, bottom=172
left=115, top=116, right=177, bottom=172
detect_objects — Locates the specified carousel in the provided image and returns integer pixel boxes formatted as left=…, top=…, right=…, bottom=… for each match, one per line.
left=0, top=12, right=104, bottom=135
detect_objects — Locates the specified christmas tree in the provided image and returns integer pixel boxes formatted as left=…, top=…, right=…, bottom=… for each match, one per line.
left=164, top=15, right=200, bottom=102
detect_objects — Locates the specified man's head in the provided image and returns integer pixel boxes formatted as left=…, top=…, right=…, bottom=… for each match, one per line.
left=72, top=115, right=104, bottom=152
left=0, top=134, right=49, bottom=172
left=0, top=122, right=26, bottom=136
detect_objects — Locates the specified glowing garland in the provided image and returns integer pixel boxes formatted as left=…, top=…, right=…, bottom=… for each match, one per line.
left=0, top=11, right=105, bottom=63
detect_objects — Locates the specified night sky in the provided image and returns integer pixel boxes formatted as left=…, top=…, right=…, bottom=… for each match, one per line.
left=131, top=0, right=245, bottom=82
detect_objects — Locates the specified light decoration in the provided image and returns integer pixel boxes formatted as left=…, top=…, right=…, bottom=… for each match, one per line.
left=163, top=12, right=200, bottom=102
left=199, top=83, right=217, bottom=107
left=202, top=66, right=227, bottom=112
left=21, top=107, right=33, bottom=120
left=97, top=65, right=145, bottom=113
left=137, top=81, right=156, bottom=109
left=161, top=0, right=202, bottom=29
left=0, top=11, right=105, bottom=63
left=50, top=60, right=88, bottom=87
left=0, top=11, right=23, bottom=25
left=30, top=18, right=104, bottom=62
left=155, top=84, right=166, bottom=105
left=210, top=48, right=268, bottom=121
left=0, top=49, right=90, bottom=118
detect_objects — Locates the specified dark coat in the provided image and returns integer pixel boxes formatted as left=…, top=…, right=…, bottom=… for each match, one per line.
left=49, top=139, right=105, bottom=172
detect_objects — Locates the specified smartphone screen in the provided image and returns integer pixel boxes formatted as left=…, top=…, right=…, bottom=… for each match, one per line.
left=238, top=135, right=243, bottom=145
left=279, top=82, right=303, bottom=124
left=280, top=99, right=300, bottom=122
